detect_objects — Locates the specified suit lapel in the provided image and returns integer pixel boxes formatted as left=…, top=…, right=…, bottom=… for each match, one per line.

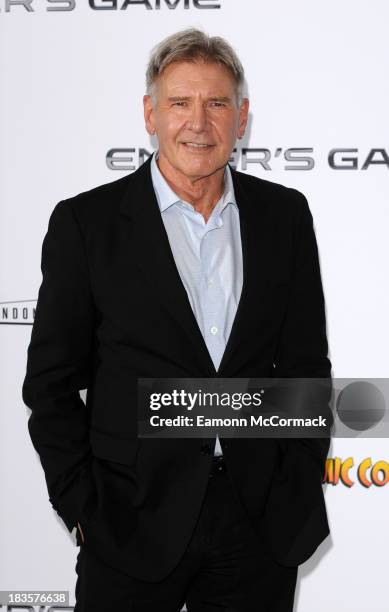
left=119, top=157, right=268, bottom=377
left=218, top=167, right=268, bottom=377
left=119, top=158, right=216, bottom=375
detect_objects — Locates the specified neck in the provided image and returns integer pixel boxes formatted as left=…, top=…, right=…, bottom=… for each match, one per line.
left=156, top=153, right=226, bottom=223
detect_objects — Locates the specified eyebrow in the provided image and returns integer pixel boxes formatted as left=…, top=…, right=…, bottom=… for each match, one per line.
left=167, top=95, right=232, bottom=103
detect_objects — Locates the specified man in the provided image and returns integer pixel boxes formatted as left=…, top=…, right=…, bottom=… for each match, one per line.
left=22, top=28, right=332, bottom=611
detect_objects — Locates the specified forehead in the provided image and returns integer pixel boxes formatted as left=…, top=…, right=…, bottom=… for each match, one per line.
left=157, top=60, right=236, bottom=95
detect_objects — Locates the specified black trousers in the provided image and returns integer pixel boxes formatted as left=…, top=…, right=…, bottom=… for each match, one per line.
left=74, top=456, right=298, bottom=611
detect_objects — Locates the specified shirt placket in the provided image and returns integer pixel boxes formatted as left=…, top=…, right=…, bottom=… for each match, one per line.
left=199, top=213, right=226, bottom=372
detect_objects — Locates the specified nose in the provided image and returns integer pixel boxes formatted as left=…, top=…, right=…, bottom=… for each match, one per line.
left=187, top=101, right=208, bottom=133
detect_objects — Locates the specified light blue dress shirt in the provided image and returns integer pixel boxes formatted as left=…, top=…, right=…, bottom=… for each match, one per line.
left=150, top=151, right=243, bottom=456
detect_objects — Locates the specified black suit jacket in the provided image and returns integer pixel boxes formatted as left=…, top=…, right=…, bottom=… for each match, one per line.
left=22, top=156, right=332, bottom=581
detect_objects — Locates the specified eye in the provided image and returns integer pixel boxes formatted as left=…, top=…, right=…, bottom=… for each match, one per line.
left=173, top=101, right=187, bottom=107
left=210, top=101, right=226, bottom=108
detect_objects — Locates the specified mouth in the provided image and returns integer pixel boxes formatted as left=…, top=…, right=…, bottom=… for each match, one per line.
left=181, top=142, right=214, bottom=150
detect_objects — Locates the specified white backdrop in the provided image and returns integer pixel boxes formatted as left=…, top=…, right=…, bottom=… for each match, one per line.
left=1, top=1, right=388, bottom=610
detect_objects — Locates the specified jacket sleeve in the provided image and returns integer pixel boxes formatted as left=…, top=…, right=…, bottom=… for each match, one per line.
left=22, top=199, right=96, bottom=533
left=272, top=190, right=333, bottom=473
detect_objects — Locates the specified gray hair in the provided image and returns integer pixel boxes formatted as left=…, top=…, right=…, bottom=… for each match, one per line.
left=146, top=28, right=246, bottom=106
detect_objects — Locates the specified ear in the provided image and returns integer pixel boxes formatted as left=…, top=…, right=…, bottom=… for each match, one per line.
left=143, top=94, right=156, bottom=135
left=237, top=97, right=249, bottom=139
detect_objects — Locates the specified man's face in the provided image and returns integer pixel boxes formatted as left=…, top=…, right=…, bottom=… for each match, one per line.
left=143, top=60, right=249, bottom=181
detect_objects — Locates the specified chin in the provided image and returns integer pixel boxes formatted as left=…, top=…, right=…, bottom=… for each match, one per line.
left=181, top=158, right=218, bottom=173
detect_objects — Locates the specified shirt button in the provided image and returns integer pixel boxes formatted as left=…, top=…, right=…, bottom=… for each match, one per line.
left=210, top=326, right=218, bottom=335
left=207, top=279, right=214, bottom=287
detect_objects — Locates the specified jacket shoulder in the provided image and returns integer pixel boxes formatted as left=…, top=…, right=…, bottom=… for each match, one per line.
left=53, top=157, right=153, bottom=229
left=57, top=172, right=131, bottom=219
left=232, top=167, right=308, bottom=209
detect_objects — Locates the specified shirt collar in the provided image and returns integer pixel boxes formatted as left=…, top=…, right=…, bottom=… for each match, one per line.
left=150, top=150, right=237, bottom=215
